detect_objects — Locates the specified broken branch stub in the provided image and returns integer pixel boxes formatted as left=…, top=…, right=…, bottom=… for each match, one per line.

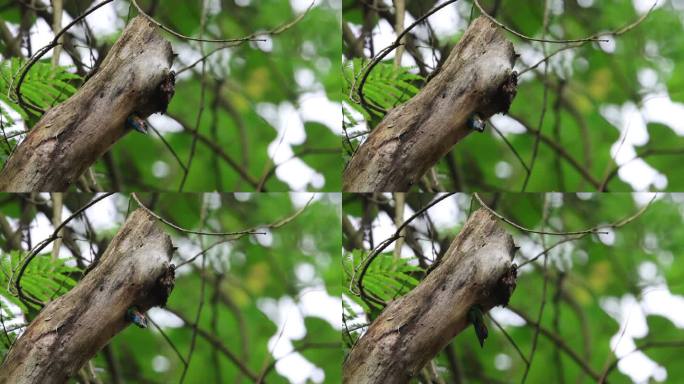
left=0, top=16, right=175, bottom=192
left=343, top=16, right=518, bottom=192
left=0, top=209, right=175, bottom=384
left=343, top=209, right=517, bottom=384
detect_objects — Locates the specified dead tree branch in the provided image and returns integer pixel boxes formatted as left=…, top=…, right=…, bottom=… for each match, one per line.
left=0, top=209, right=175, bottom=384
left=343, top=17, right=518, bottom=192
left=0, top=16, right=175, bottom=191
left=343, top=209, right=517, bottom=383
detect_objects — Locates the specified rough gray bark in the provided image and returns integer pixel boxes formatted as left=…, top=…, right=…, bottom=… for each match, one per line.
left=343, top=209, right=518, bottom=384
left=343, top=17, right=518, bottom=192
left=0, top=16, right=175, bottom=192
left=0, top=209, right=175, bottom=384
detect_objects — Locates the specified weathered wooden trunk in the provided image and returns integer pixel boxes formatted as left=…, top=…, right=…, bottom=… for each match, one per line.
left=0, top=16, right=175, bottom=192
left=0, top=209, right=175, bottom=384
left=343, top=209, right=517, bottom=383
left=343, top=17, right=518, bottom=192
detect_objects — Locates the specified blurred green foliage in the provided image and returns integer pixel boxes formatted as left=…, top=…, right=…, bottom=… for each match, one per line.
left=0, top=0, right=341, bottom=191
left=343, top=193, right=684, bottom=383
left=342, top=0, right=684, bottom=191
left=0, top=193, right=342, bottom=383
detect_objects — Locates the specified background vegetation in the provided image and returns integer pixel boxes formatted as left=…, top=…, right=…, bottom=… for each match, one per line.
left=342, top=0, right=684, bottom=191
left=0, top=0, right=341, bottom=191
left=343, top=193, right=684, bottom=383
left=0, top=192, right=342, bottom=383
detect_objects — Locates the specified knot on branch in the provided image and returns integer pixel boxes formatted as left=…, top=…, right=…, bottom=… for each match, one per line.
left=154, top=263, right=176, bottom=307
left=139, top=263, right=176, bottom=310
left=481, top=69, right=517, bottom=118
left=139, top=70, right=176, bottom=118
left=496, top=70, right=518, bottom=114
left=493, top=263, right=517, bottom=306
left=157, top=70, right=176, bottom=114
left=472, top=70, right=518, bottom=125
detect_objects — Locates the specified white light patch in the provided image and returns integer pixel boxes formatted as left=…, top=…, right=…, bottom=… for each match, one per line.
left=550, top=0, right=564, bottom=15
left=489, top=307, right=526, bottom=327
left=173, top=43, right=204, bottom=80
left=617, top=158, right=667, bottom=191
left=642, top=92, right=684, bottom=135
left=276, top=158, right=325, bottom=190
left=368, top=19, right=397, bottom=59
left=343, top=293, right=367, bottom=333
left=147, top=308, right=185, bottom=328
left=641, top=284, right=684, bottom=328
left=299, top=91, right=342, bottom=135
left=614, top=338, right=667, bottom=383
left=258, top=101, right=329, bottom=190
left=427, top=1, right=464, bottom=39
left=261, top=102, right=307, bottom=153
left=203, top=192, right=222, bottom=210
left=600, top=103, right=671, bottom=191
left=598, top=34, right=616, bottom=53
left=83, top=194, right=120, bottom=231
left=289, top=192, right=321, bottom=208
left=205, top=0, right=222, bottom=16
left=295, top=263, right=316, bottom=283
left=234, top=192, right=252, bottom=201
left=633, top=192, right=660, bottom=207
left=490, top=114, right=527, bottom=134
left=26, top=18, right=55, bottom=59
left=495, top=161, right=512, bottom=179
left=258, top=296, right=322, bottom=383
left=147, top=114, right=184, bottom=134
left=152, top=355, right=170, bottom=373
left=152, top=161, right=170, bottom=178
left=275, top=353, right=324, bottom=384
left=601, top=289, right=677, bottom=383
left=369, top=210, right=399, bottom=251
left=255, top=36, right=273, bottom=52
left=603, top=103, right=649, bottom=147
left=598, top=227, right=615, bottom=245
left=576, top=192, right=594, bottom=200
left=633, top=0, right=663, bottom=14
left=495, top=353, right=512, bottom=370
left=295, top=69, right=316, bottom=88
left=342, top=100, right=368, bottom=135
left=255, top=228, right=274, bottom=247
left=516, top=44, right=545, bottom=82
left=638, top=68, right=658, bottom=89
left=0, top=295, right=26, bottom=332
left=290, top=0, right=316, bottom=13
left=80, top=3, right=121, bottom=36
left=300, top=287, right=343, bottom=329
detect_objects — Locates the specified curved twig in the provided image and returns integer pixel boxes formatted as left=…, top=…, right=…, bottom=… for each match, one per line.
left=353, top=193, right=456, bottom=306
left=473, top=193, right=608, bottom=236
left=130, top=0, right=313, bottom=44
left=473, top=0, right=607, bottom=44
left=13, top=192, right=115, bottom=307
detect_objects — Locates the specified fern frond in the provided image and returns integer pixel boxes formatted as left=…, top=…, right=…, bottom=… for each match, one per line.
left=0, top=250, right=80, bottom=312
left=0, top=58, right=82, bottom=123
left=342, top=59, right=423, bottom=120
left=343, top=249, right=423, bottom=314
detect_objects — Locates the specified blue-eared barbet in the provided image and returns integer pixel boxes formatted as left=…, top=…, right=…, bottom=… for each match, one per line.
left=126, top=306, right=148, bottom=328
left=126, top=114, right=148, bottom=134
left=467, top=114, right=486, bottom=133
left=467, top=304, right=488, bottom=347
